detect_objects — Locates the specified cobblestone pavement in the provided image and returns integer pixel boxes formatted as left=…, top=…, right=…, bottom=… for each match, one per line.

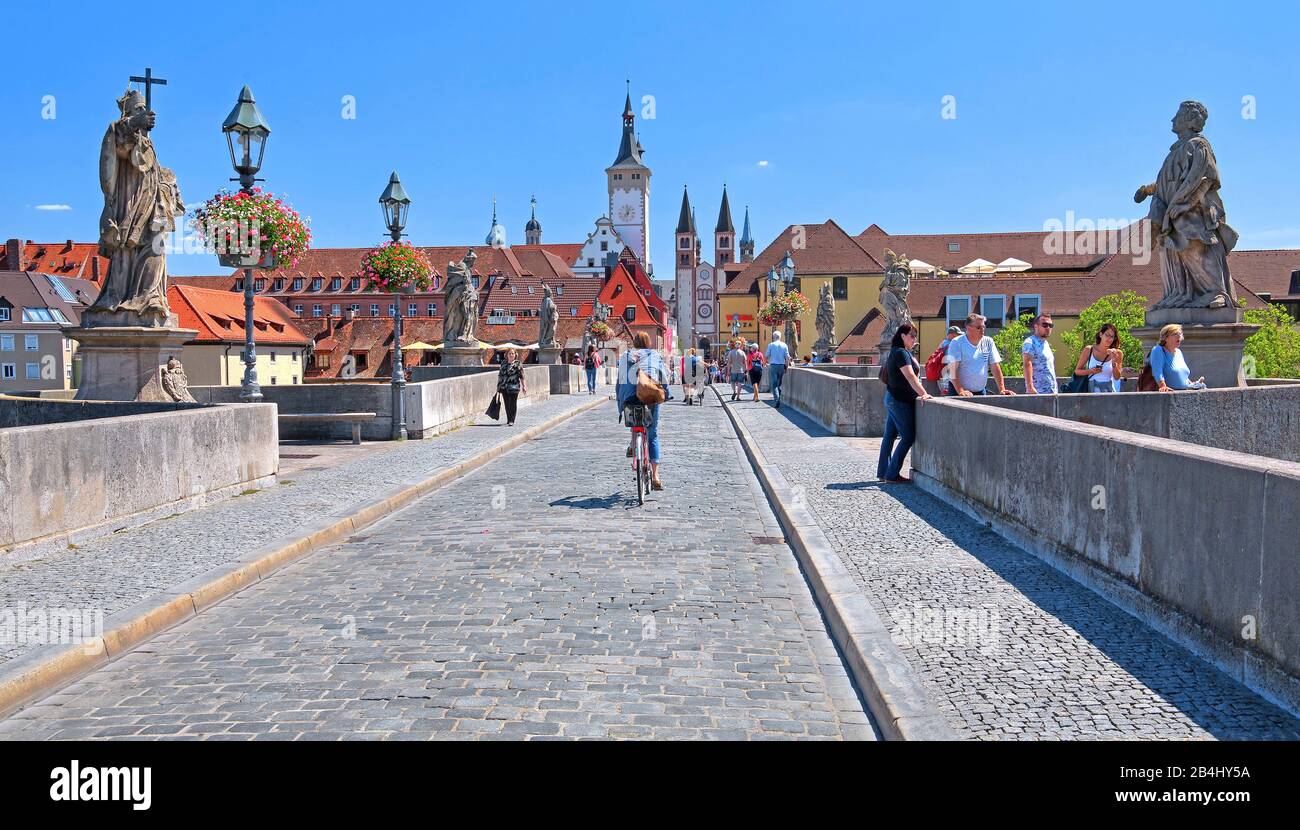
left=0, top=395, right=875, bottom=740
left=724, top=393, right=1300, bottom=740
left=0, top=394, right=596, bottom=666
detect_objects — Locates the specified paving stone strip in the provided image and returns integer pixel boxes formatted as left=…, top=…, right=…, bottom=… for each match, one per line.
left=0, top=394, right=597, bottom=667
left=723, top=395, right=1300, bottom=740
left=0, top=397, right=876, bottom=740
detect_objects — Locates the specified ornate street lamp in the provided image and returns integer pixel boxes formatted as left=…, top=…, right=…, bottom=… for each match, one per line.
left=380, top=171, right=411, bottom=440
left=222, top=86, right=270, bottom=194
left=779, top=251, right=797, bottom=354
left=221, top=86, right=271, bottom=402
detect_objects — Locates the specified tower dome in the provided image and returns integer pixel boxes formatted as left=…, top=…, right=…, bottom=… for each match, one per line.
left=485, top=196, right=507, bottom=248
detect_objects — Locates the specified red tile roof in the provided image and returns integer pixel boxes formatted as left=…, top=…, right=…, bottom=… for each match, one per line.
left=170, top=284, right=312, bottom=345
left=723, top=220, right=883, bottom=295
left=2, top=239, right=109, bottom=284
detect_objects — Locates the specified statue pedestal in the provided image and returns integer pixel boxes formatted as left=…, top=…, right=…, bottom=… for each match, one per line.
left=70, top=327, right=197, bottom=401
left=1132, top=307, right=1259, bottom=388
left=440, top=344, right=485, bottom=367
left=537, top=347, right=563, bottom=365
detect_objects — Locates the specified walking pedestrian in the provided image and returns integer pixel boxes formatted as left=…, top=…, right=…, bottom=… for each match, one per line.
left=746, top=342, right=764, bottom=402
left=583, top=345, right=600, bottom=394
left=765, top=330, right=790, bottom=407
left=725, top=340, right=748, bottom=401
left=682, top=347, right=707, bottom=404
left=946, top=314, right=1015, bottom=397
left=877, top=324, right=931, bottom=483
left=1021, top=314, right=1059, bottom=395
left=496, top=347, right=527, bottom=426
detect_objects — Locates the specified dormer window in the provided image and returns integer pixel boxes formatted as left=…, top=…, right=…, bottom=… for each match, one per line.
left=555, top=285, right=563, bottom=296
left=948, top=242, right=960, bottom=252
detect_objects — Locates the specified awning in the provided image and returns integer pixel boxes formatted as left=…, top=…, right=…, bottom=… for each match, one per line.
left=907, top=259, right=937, bottom=274
left=995, top=257, right=1032, bottom=272
left=958, top=258, right=997, bottom=274
left=404, top=341, right=439, bottom=350
left=427, top=340, right=496, bottom=350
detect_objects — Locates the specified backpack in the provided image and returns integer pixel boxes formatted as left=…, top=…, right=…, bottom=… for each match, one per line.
left=584, top=353, right=596, bottom=369
left=750, top=352, right=763, bottom=370
left=924, top=344, right=947, bottom=382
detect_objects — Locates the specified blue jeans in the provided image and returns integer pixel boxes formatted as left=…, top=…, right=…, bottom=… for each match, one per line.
left=946, top=382, right=988, bottom=396
left=770, top=363, right=787, bottom=400
left=877, top=391, right=917, bottom=480
left=585, top=367, right=596, bottom=392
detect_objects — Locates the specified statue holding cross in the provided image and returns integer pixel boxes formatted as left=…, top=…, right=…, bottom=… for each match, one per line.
left=86, top=67, right=183, bottom=327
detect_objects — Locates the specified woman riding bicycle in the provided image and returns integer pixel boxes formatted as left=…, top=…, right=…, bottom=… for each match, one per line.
left=616, top=331, right=670, bottom=490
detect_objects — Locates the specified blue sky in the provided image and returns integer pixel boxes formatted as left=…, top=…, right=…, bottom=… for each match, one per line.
left=4, top=0, right=1299, bottom=276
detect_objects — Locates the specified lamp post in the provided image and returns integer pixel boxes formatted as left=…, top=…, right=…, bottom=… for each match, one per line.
left=379, top=171, right=411, bottom=440
left=778, top=250, right=797, bottom=355
left=222, top=86, right=271, bottom=403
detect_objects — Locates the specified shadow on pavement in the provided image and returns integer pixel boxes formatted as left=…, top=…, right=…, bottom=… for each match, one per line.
left=549, top=493, right=641, bottom=511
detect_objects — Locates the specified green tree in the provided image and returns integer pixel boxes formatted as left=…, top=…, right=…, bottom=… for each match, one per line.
left=990, top=313, right=1034, bottom=376
left=1062, top=290, right=1149, bottom=370
left=1243, top=304, right=1300, bottom=379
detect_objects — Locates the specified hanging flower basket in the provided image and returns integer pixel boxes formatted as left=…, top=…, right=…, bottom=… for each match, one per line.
left=758, top=291, right=809, bottom=326
left=360, top=241, right=434, bottom=293
left=192, top=188, right=311, bottom=270
left=588, top=320, right=613, bottom=340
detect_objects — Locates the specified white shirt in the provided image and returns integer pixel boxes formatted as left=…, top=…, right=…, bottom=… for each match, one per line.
left=765, top=340, right=790, bottom=365
left=946, top=335, right=1002, bottom=392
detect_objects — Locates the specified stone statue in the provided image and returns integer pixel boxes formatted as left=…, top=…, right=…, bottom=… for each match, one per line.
left=159, top=357, right=195, bottom=402
left=879, top=249, right=914, bottom=347
left=813, top=282, right=836, bottom=355
left=1134, top=101, right=1239, bottom=310
left=442, top=250, right=479, bottom=345
left=539, top=283, right=558, bottom=348
left=87, top=87, right=184, bottom=327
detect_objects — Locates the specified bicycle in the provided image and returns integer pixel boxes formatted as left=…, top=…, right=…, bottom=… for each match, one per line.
left=623, top=402, right=653, bottom=505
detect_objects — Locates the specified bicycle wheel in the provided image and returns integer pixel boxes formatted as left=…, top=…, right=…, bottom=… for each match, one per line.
left=634, top=432, right=645, bottom=506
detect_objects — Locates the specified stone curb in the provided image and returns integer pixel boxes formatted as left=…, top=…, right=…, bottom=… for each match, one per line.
left=0, top=396, right=609, bottom=720
left=715, top=389, right=957, bottom=741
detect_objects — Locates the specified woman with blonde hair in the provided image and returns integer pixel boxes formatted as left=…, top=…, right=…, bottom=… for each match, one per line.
left=1150, top=324, right=1203, bottom=391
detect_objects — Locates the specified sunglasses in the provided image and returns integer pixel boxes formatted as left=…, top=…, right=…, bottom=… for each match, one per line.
left=1038, top=322, right=1054, bottom=328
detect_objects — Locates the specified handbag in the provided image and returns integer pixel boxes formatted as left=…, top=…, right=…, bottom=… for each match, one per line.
left=636, top=369, right=666, bottom=405
left=1137, top=363, right=1157, bottom=392
left=1062, top=372, right=1090, bottom=394
left=485, top=393, right=502, bottom=420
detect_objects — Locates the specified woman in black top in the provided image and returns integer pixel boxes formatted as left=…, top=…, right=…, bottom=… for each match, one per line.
left=496, top=348, right=527, bottom=426
left=876, top=323, right=932, bottom=483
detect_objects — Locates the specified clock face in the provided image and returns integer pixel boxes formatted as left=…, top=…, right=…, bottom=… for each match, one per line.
left=618, top=204, right=636, bottom=221
left=697, top=303, right=713, bottom=320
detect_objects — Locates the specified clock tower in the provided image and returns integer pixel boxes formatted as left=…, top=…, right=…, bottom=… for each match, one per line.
left=606, top=84, right=651, bottom=268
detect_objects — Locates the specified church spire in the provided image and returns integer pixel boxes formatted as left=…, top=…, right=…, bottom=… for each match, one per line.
left=612, top=81, right=642, bottom=166
left=525, top=194, right=542, bottom=245
left=715, top=184, right=734, bottom=234
left=739, top=205, right=755, bottom=263
left=676, top=186, right=695, bottom=234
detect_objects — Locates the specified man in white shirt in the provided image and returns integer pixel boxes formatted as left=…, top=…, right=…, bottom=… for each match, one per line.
left=946, top=313, right=1015, bottom=397
left=765, top=331, right=791, bottom=407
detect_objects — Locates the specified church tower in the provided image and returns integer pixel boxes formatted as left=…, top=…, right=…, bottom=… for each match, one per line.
left=714, top=184, right=735, bottom=267
left=674, top=186, right=697, bottom=337
left=525, top=195, right=542, bottom=245
left=739, top=205, right=755, bottom=263
left=606, top=83, right=651, bottom=267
